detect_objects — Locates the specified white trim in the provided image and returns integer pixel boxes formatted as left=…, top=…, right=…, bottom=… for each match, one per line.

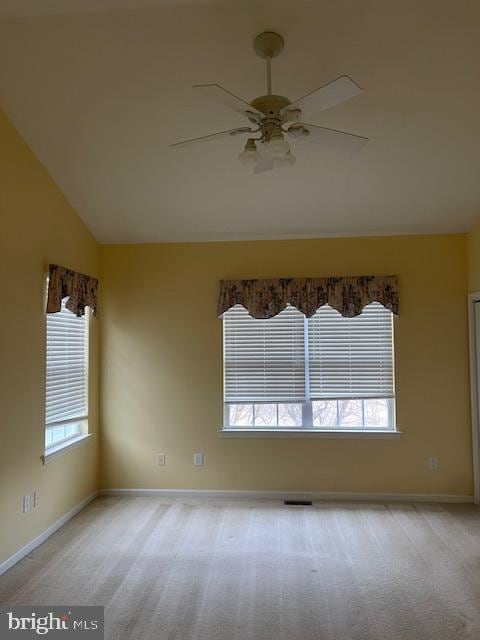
left=468, top=292, right=480, bottom=504
left=42, top=433, right=92, bottom=465
left=100, top=488, right=473, bottom=503
left=218, top=428, right=402, bottom=439
left=0, top=491, right=98, bottom=577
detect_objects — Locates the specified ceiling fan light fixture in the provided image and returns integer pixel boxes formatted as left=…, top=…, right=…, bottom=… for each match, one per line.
left=266, top=130, right=290, bottom=157
left=172, top=31, right=369, bottom=171
left=238, top=138, right=261, bottom=166
left=274, top=151, right=296, bottom=169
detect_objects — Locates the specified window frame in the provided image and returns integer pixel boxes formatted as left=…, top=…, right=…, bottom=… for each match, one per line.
left=44, top=295, right=91, bottom=459
left=224, top=398, right=396, bottom=431
left=222, top=304, right=397, bottom=434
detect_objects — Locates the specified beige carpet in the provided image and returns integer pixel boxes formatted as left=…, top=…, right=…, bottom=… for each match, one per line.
left=1, top=496, right=480, bottom=639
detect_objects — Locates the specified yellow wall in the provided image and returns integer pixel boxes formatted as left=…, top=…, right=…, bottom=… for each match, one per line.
left=100, top=235, right=472, bottom=496
left=0, top=109, right=99, bottom=565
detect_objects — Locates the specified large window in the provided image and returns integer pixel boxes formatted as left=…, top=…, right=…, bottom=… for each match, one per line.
left=223, top=302, right=395, bottom=430
left=45, top=298, right=89, bottom=449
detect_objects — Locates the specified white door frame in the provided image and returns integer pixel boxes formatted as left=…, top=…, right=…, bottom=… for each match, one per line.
left=468, top=292, right=480, bottom=504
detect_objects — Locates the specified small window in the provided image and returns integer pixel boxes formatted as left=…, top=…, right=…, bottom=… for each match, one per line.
left=45, top=298, right=89, bottom=449
left=223, top=303, right=395, bottom=430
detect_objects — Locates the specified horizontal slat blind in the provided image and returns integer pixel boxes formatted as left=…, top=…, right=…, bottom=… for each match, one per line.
left=46, top=299, right=88, bottom=426
left=308, top=302, right=394, bottom=399
left=224, top=304, right=306, bottom=402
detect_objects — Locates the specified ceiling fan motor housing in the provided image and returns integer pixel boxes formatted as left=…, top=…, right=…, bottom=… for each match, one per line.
left=249, top=94, right=290, bottom=117
left=248, top=95, right=295, bottom=143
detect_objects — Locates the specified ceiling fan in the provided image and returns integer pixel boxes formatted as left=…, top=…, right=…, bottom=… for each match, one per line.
left=170, top=32, right=368, bottom=173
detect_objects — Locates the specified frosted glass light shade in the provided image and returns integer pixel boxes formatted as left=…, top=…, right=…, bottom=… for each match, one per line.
left=239, top=139, right=261, bottom=166
left=274, top=151, right=296, bottom=168
left=266, top=131, right=290, bottom=157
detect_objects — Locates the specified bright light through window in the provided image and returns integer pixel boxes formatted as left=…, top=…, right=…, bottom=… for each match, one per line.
left=45, top=298, right=89, bottom=449
left=223, top=303, right=395, bottom=430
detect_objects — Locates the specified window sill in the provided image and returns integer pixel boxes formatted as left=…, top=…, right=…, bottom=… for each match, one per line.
left=42, top=433, right=92, bottom=464
left=218, top=428, right=402, bottom=439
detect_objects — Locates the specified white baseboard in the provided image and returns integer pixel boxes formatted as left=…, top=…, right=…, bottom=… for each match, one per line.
left=0, top=491, right=98, bottom=577
left=100, top=488, right=474, bottom=504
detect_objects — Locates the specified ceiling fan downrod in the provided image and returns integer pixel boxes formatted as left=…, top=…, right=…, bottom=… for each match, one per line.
left=266, top=56, right=272, bottom=95
left=253, top=31, right=284, bottom=97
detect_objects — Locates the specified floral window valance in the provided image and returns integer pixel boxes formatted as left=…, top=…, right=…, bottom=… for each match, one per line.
left=46, top=264, right=99, bottom=318
left=217, top=275, right=399, bottom=319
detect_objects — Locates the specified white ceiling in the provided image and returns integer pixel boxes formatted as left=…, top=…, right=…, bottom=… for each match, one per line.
left=0, top=0, right=220, bottom=18
left=1, top=0, right=480, bottom=243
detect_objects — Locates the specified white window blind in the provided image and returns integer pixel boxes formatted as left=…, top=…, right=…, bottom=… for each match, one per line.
left=223, top=304, right=306, bottom=403
left=46, top=299, right=88, bottom=428
left=308, top=302, right=394, bottom=400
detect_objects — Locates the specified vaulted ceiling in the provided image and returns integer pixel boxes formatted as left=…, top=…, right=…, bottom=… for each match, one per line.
left=1, top=0, right=479, bottom=242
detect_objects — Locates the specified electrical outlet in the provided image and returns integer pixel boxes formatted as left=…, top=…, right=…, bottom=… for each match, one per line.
left=193, top=453, right=204, bottom=467
left=33, top=491, right=40, bottom=508
left=157, top=453, right=166, bottom=466
left=23, top=495, right=30, bottom=513
left=428, top=456, right=438, bottom=471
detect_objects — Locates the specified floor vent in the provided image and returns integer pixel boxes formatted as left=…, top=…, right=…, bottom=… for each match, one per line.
left=284, top=500, right=313, bottom=506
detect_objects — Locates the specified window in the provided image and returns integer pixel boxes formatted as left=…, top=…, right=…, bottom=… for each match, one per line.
left=45, top=298, right=89, bottom=449
left=223, top=302, right=395, bottom=430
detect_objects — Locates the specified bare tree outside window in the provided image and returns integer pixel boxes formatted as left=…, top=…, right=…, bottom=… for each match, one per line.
left=278, top=403, right=302, bottom=427
left=228, top=403, right=303, bottom=427
left=254, top=404, right=277, bottom=426
left=229, top=404, right=253, bottom=427
left=312, top=401, right=337, bottom=427
left=364, top=399, right=389, bottom=427
left=338, top=400, right=362, bottom=427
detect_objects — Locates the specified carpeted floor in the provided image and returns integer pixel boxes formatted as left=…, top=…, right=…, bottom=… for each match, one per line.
left=1, top=496, right=480, bottom=639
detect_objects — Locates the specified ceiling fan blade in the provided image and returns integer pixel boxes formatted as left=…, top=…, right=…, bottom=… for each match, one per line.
left=282, top=75, right=363, bottom=120
left=193, top=84, right=262, bottom=118
left=287, top=122, right=368, bottom=152
left=254, top=142, right=274, bottom=173
left=170, top=127, right=252, bottom=148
